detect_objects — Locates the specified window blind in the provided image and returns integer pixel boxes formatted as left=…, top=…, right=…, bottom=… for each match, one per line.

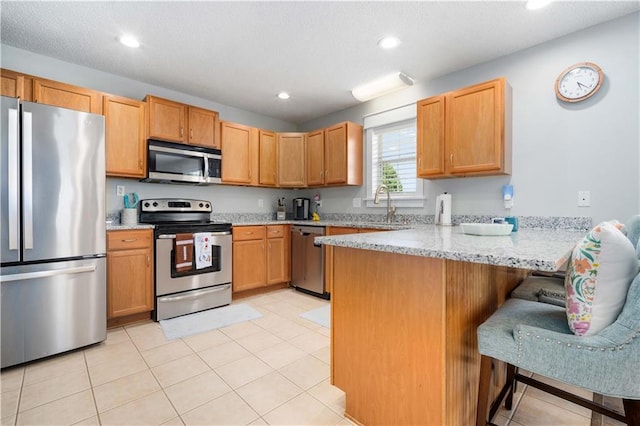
left=370, top=119, right=418, bottom=195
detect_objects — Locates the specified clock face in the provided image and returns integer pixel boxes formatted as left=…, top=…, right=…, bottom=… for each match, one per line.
left=555, top=62, right=603, bottom=102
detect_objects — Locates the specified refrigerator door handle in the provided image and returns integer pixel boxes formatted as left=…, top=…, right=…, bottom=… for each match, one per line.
left=23, top=111, right=33, bottom=250
left=0, top=265, right=97, bottom=283
left=8, top=107, right=19, bottom=250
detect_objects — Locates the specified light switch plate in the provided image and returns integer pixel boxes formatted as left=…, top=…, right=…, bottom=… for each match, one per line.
left=353, top=197, right=361, bottom=208
left=258, top=199, right=264, bottom=208
left=116, top=185, right=125, bottom=196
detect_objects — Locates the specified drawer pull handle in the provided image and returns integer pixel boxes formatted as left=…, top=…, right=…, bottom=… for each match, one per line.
left=121, top=239, right=137, bottom=242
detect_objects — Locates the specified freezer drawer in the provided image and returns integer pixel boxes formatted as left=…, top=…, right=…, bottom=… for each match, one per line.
left=1, top=258, right=107, bottom=368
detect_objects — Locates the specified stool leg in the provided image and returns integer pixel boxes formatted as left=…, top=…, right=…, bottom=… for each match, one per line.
left=623, top=399, right=640, bottom=426
left=476, top=355, right=492, bottom=426
left=505, top=364, right=516, bottom=410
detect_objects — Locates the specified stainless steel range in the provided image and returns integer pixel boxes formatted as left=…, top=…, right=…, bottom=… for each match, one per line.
left=139, top=199, right=232, bottom=321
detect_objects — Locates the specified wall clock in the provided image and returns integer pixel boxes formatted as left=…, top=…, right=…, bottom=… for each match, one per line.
left=555, top=62, right=604, bottom=103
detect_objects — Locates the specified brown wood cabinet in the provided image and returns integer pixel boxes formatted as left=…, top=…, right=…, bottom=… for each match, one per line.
left=324, top=122, right=363, bottom=186
left=188, top=106, right=220, bottom=148
left=306, top=129, right=325, bottom=186
left=104, top=95, right=146, bottom=178
left=146, top=95, right=220, bottom=148
left=33, top=78, right=102, bottom=114
left=277, top=133, right=306, bottom=187
left=107, top=229, right=154, bottom=319
left=417, top=77, right=511, bottom=178
left=259, top=130, right=277, bottom=186
left=232, top=225, right=290, bottom=293
left=1, top=69, right=32, bottom=100
left=221, top=121, right=258, bottom=185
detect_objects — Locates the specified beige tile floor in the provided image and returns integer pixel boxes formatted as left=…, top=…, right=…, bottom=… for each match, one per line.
left=0, top=288, right=627, bottom=425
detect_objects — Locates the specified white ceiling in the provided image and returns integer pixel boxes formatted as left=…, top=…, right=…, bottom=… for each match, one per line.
left=2, top=1, right=639, bottom=124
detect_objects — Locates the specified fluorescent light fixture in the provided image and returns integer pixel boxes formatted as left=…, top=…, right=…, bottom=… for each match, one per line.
left=277, top=92, right=290, bottom=100
left=351, top=72, right=414, bottom=102
left=119, top=34, right=140, bottom=48
left=526, top=0, right=552, bottom=10
left=378, top=36, right=401, bottom=49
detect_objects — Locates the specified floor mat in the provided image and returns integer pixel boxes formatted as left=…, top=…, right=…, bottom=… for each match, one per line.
left=299, top=304, right=330, bottom=328
left=160, top=303, right=262, bottom=340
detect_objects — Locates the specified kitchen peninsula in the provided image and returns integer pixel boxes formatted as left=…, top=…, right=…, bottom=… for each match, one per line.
left=317, top=225, right=586, bottom=425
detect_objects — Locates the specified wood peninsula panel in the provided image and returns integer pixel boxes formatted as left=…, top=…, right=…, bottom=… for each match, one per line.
left=332, top=247, right=446, bottom=425
left=330, top=246, right=528, bottom=425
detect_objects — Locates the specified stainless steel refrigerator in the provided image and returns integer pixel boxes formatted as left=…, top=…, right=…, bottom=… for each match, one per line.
left=1, top=96, right=107, bottom=369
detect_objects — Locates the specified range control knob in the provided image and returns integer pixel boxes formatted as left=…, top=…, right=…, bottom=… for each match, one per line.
left=144, top=202, right=150, bottom=208
left=205, top=203, right=210, bottom=209
left=153, top=202, right=158, bottom=207
left=199, top=203, right=204, bottom=208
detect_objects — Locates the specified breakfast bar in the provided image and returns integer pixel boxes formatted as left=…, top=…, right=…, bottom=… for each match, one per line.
left=317, top=225, right=586, bottom=426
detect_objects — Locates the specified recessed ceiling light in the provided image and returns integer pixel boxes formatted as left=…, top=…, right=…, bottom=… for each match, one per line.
left=378, top=37, right=401, bottom=49
left=119, top=34, right=140, bottom=48
left=277, top=92, right=290, bottom=100
left=526, top=0, right=552, bottom=10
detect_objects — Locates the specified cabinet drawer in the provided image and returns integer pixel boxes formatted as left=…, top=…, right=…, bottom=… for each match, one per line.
left=233, top=226, right=266, bottom=241
left=107, top=230, right=153, bottom=250
left=266, top=225, right=287, bottom=239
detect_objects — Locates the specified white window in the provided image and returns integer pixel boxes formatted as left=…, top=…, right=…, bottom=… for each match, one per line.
left=365, top=105, right=425, bottom=208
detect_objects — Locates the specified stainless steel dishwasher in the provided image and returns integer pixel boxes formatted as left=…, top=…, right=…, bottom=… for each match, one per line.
left=291, top=225, right=328, bottom=299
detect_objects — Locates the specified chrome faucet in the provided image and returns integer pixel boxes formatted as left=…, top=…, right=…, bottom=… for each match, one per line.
left=374, top=184, right=396, bottom=224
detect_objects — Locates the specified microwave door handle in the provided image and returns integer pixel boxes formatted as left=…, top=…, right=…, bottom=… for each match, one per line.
left=203, top=155, right=210, bottom=182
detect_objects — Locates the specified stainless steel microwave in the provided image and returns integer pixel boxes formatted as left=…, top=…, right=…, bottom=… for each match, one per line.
left=143, top=139, right=221, bottom=185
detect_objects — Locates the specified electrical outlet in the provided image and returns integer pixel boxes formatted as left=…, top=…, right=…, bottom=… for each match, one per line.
left=353, top=197, right=362, bottom=208
left=258, top=199, right=263, bottom=208
left=316, top=200, right=322, bottom=208
left=116, top=185, right=125, bottom=196
left=578, top=190, right=591, bottom=207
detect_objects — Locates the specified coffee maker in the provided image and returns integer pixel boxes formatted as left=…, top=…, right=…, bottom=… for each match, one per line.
left=293, top=198, right=310, bottom=220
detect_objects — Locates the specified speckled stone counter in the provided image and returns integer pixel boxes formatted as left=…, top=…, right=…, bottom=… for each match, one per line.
left=316, top=225, right=585, bottom=272
left=106, top=224, right=155, bottom=231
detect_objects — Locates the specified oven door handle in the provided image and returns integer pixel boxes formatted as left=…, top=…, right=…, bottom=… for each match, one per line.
left=158, top=284, right=231, bottom=302
left=158, top=231, right=231, bottom=239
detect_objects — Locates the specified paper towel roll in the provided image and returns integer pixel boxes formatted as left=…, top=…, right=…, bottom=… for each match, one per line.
left=435, top=193, right=452, bottom=226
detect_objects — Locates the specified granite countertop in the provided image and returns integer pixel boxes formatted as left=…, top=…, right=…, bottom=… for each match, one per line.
left=106, top=223, right=155, bottom=231
left=230, top=219, right=410, bottom=230
left=315, top=225, right=586, bottom=272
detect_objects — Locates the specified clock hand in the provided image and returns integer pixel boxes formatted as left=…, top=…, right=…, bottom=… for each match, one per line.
left=576, top=81, right=592, bottom=90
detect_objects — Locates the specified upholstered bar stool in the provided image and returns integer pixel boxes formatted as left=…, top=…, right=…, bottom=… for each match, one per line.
left=476, top=218, right=640, bottom=425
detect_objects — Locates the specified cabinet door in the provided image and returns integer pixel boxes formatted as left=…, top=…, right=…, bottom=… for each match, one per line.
left=267, top=237, right=289, bottom=284
left=446, top=79, right=505, bottom=175
left=33, top=78, right=101, bottom=114
left=277, top=133, right=306, bottom=187
left=147, top=96, right=187, bottom=143
left=306, top=130, right=325, bottom=186
left=188, top=106, right=220, bottom=148
left=221, top=121, right=257, bottom=185
left=259, top=130, right=277, bottom=186
left=1, top=69, right=32, bottom=100
left=324, top=123, right=348, bottom=184
left=104, top=95, right=146, bottom=178
left=417, top=95, right=446, bottom=178
left=107, top=247, right=153, bottom=318
left=233, top=240, right=266, bottom=292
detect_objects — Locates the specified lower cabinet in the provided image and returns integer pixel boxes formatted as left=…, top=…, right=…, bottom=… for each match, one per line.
left=233, top=225, right=290, bottom=293
left=107, top=229, right=154, bottom=320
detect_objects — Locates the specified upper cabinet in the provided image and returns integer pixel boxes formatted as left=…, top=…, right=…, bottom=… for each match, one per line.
left=33, top=78, right=102, bottom=114
left=221, top=121, right=258, bottom=185
left=417, top=77, right=512, bottom=179
left=104, top=95, right=147, bottom=178
left=324, top=122, right=363, bottom=186
left=1, top=69, right=32, bottom=101
left=188, top=106, right=220, bottom=149
left=146, top=95, right=220, bottom=148
left=306, top=130, right=325, bottom=186
left=277, top=133, right=306, bottom=187
left=146, top=95, right=187, bottom=142
left=259, top=130, right=277, bottom=186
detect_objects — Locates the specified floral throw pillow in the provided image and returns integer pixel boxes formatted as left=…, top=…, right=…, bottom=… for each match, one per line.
left=565, top=221, right=639, bottom=336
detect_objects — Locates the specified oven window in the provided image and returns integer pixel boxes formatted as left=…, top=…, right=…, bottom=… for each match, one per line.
left=171, top=245, right=221, bottom=278
left=152, top=151, right=204, bottom=177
